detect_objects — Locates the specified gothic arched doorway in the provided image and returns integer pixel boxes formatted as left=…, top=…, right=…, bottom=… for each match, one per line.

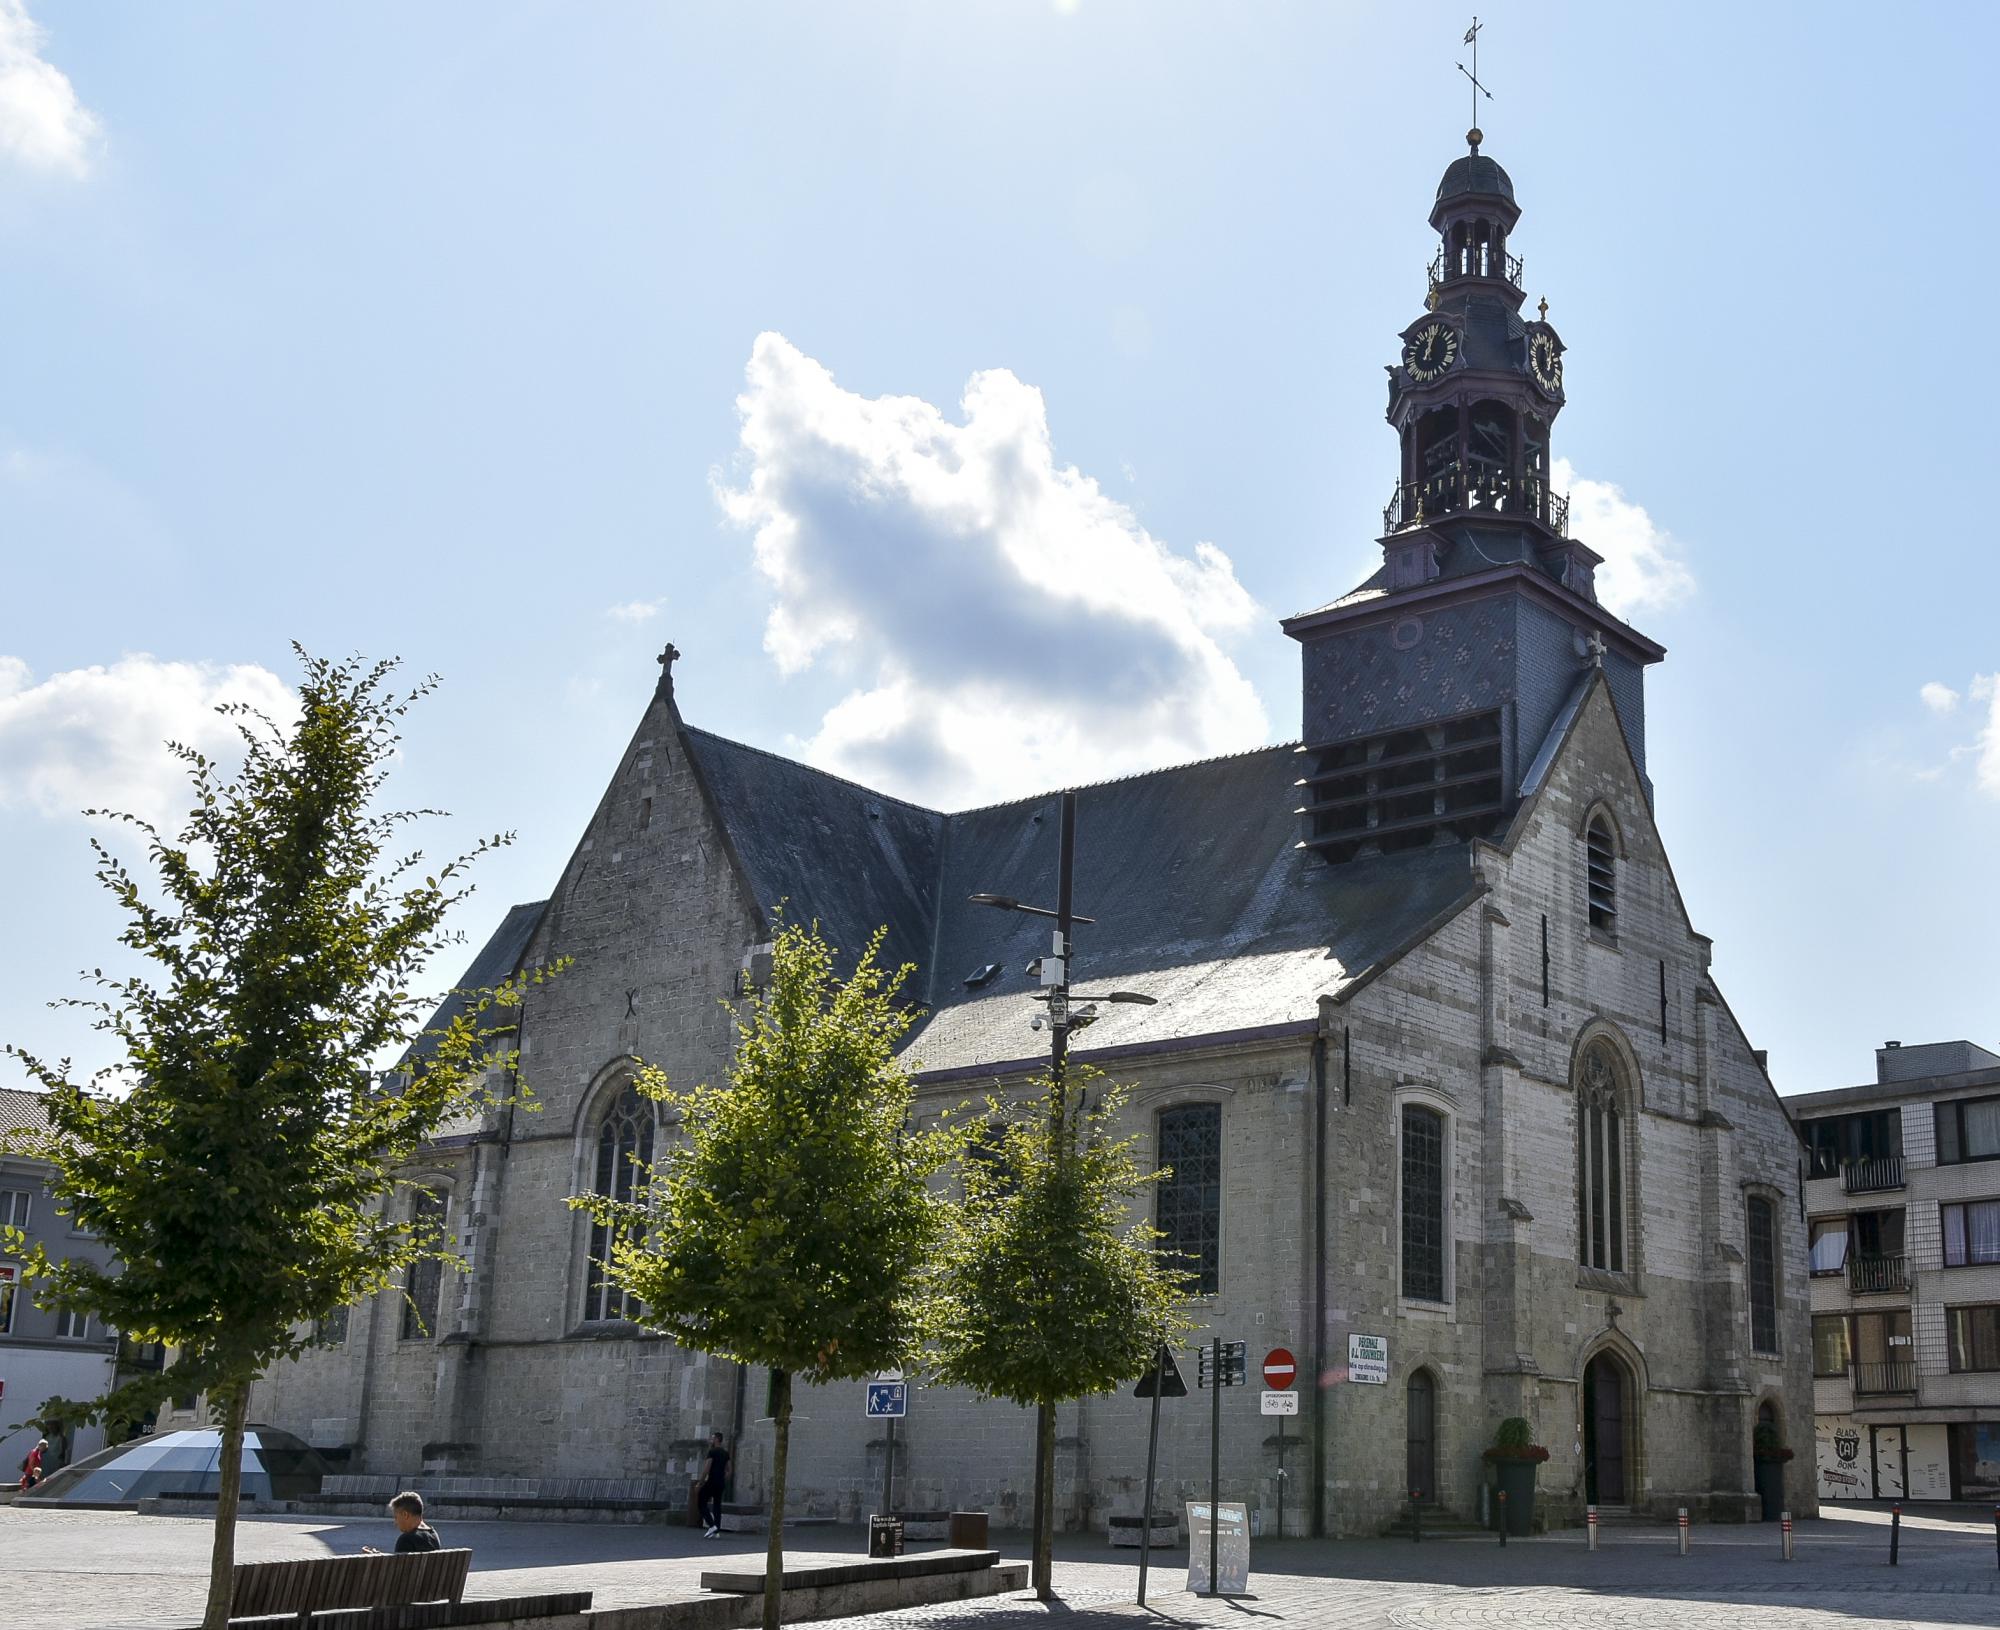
left=1583, top=1353, right=1629, bottom=1504
left=1406, top=1369, right=1438, bottom=1504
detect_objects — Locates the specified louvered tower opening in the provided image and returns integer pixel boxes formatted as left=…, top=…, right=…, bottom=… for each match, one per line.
left=1297, top=709, right=1505, bottom=864
left=1586, top=817, right=1617, bottom=931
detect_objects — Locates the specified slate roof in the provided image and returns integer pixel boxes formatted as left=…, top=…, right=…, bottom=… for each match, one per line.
left=402, top=899, right=548, bottom=1065
left=0, top=1085, right=52, bottom=1140
left=682, top=730, right=945, bottom=979
left=685, top=734, right=1482, bottom=1079
left=1437, top=152, right=1515, bottom=204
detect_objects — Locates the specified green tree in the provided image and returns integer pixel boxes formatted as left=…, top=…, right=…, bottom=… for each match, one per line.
left=569, top=919, right=952, bottom=1630
left=0, top=650, right=548, bottom=1630
left=925, top=1070, right=1192, bottom=1599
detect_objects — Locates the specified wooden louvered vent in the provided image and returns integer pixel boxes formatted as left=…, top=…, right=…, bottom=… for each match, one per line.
left=1585, top=817, right=1617, bottom=931
left=1296, top=709, right=1506, bottom=864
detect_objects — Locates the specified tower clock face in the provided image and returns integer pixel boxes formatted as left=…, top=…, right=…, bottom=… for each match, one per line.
left=1403, top=322, right=1459, bottom=383
left=1529, top=330, right=1564, bottom=395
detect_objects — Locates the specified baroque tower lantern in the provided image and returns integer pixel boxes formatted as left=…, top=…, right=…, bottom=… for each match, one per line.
left=1282, top=135, right=1665, bottom=865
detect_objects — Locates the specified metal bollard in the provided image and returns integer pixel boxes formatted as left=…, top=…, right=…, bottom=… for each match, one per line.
left=1781, top=1510, right=1794, bottom=1561
left=1586, top=1504, right=1599, bottom=1551
left=1677, top=1507, right=1690, bottom=1556
left=1890, top=1503, right=1901, bottom=1566
left=1497, top=1488, right=1507, bottom=1547
left=1410, top=1491, right=1422, bottom=1544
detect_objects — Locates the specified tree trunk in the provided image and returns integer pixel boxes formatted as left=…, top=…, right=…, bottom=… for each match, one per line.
left=201, top=1384, right=249, bottom=1630
left=763, top=1369, right=791, bottom=1630
left=1033, top=1398, right=1056, bottom=1600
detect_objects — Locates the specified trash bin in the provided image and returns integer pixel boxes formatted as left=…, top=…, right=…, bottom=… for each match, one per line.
left=869, top=1516, right=905, bottom=1557
left=947, top=1510, right=989, bottom=1549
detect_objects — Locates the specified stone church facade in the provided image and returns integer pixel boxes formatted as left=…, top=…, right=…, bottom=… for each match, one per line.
left=253, top=138, right=1814, bottom=1534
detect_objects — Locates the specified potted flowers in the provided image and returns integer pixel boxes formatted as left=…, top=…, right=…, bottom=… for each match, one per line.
left=1483, top=1417, right=1549, bottom=1535
left=1752, top=1421, right=1793, bottom=1521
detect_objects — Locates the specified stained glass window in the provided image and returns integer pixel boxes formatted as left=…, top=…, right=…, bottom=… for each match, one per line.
left=584, top=1081, right=654, bottom=1322
left=1401, top=1104, right=1446, bottom=1302
left=400, top=1188, right=448, bottom=1340
left=1157, top=1104, right=1222, bottom=1297
left=1747, top=1195, right=1779, bottom=1354
left=1577, top=1043, right=1626, bottom=1273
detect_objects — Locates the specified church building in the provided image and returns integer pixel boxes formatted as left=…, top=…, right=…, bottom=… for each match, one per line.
left=253, top=135, right=1814, bottom=1534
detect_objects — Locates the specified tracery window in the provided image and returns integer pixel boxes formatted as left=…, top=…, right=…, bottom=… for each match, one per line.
left=1747, top=1195, right=1780, bottom=1355
left=400, top=1188, right=448, bottom=1340
left=1157, top=1103, right=1222, bottom=1297
left=1586, top=816, right=1617, bottom=932
left=583, top=1081, right=654, bottom=1323
left=1577, top=1042, right=1627, bottom=1274
left=1401, top=1104, right=1447, bottom=1303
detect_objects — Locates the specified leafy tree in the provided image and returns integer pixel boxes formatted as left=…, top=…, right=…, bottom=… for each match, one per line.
left=570, top=918, right=952, bottom=1630
left=925, top=1070, right=1192, bottom=1599
left=0, top=650, right=547, bottom=1630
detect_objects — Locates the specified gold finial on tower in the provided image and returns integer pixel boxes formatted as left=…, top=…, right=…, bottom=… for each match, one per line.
left=1537, top=296, right=1549, bottom=323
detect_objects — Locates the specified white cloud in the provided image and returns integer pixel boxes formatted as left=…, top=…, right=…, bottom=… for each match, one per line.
left=605, top=598, right=665, bottom=624
left=1969, top=675, right=2000, bottom=800
left=0, top=1, right=101, bottom=178
left=717, top=333, right=1268, bottom=809
left=0, top=654, right=296, bottom=830
left=1553, top=457, right=1694, bottom=620
left=1920, top=681, right=1960, bottom=715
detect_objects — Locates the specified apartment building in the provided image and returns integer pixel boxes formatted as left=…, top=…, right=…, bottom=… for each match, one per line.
left=1792, top=1040, right=2000, bottom=1503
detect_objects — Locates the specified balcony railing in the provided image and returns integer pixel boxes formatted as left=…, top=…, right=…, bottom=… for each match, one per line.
left=1851, top=1359, right=1916, bottom=1396
left=1384, top=469, right=1569, bottom=536
left=1429, top=248, right=1525, bottom=292
left=1848, top=1254, right=1909, bottom=1295
left=1842, top=1155, right=1905, bottom=1194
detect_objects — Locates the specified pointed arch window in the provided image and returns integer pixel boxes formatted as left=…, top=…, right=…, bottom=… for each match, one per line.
left=400, top=1187, right=449, bottom=1340
left=583, top=1080, right=654, bottom=1323
left=1577, top=1043, right=1627, bottom=1274
left=1157, top=1103, right=1222, bottom=1297
left=1585, top=816, right=1617, bottom=932
left=1747, top=1195, right=1780, bottom=1355
left=1400, top=1104, right=1447, bottom=1303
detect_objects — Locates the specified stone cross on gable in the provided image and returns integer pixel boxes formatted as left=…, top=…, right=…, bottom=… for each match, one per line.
left=655, top=642, right=682, bottom=701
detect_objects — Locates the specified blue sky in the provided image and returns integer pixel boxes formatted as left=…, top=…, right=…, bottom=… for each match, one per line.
left=1, top=1, right=1993, bottom=1098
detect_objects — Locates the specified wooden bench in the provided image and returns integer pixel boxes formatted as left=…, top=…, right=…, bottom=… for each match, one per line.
left=230, top=1549, right=469, bottom=1619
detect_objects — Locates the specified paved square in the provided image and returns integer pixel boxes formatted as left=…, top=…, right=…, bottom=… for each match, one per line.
left=5, top=1502, right=1997, bottom=1630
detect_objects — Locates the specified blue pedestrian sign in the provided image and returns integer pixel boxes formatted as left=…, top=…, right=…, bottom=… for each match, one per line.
left=865, top=1381, right=908, bottom=1419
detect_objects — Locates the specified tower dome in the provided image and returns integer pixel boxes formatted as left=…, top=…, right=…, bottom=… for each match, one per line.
left=1435, top=150, right=1515, bottom=205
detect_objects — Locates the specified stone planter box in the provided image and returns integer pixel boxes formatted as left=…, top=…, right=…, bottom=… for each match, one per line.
left=1107, top=1512, right=1181, bottom=1548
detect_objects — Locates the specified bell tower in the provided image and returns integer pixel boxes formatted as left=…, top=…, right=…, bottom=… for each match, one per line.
left=1282, top=132, right=1665, bottom=866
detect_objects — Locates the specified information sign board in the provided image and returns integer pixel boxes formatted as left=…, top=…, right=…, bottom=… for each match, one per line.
left=864, top=1381, right=908, bottom=1418
left=1260, top=1390, right=1298, bottom=1416
left=1348, top=1333, right=1388, bottom=1385
left=1185, top=1500, right=1250, bottom=1595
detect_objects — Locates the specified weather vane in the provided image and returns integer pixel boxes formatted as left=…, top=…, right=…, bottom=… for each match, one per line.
left=1457, top=17, right=1493, bottom=149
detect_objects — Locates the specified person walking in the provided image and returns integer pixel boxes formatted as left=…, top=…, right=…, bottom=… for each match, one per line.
left=699, top=1431, right=730, bottom=1538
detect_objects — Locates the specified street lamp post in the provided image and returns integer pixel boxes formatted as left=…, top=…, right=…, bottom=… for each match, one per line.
left=969, top=790, right=1154, bottom=1602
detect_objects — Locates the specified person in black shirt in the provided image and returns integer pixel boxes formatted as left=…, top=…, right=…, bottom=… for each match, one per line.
left=699, top=1432, right=730, bottom=1538
left=364, top=1489, right=443, bottom=1554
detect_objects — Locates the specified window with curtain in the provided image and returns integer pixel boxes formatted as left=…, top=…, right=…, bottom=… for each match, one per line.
left=1947, top=1306, right=2000, bottom=1373
left=1576, top=1042, right=1626, bottom=1273
left=1811, top=1314, right=1850, bottom=1377
left=1944, top=1200, right=2000, bottom=1267
left=1809, top=1216, right=1849, bottom=1276
left=1401, top=1104, right=1446, bottom=1303
left=1747, top=1196, right=1780, bottom=1354
left=583, top=1081, right=654, bottom=1322
left=1157, top=1103, right=1222, bottom=1296
left=1936, top=1096, right=2000, bottom=1165
left=400, top=1188, right=448, bottom=1340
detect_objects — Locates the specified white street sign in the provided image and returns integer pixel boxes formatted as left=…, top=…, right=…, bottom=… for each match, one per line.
left=1348, top=1333, right=1388, bottom=1385
left=1260, top=1389, right=1299, bottom=1416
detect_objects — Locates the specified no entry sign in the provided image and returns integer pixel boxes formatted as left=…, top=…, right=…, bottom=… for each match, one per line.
left=1261, top=1347, right=1296, bottom=1389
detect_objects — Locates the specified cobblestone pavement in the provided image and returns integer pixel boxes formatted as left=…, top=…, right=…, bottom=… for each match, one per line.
left=5, top=1502, right=1996, bottom=1630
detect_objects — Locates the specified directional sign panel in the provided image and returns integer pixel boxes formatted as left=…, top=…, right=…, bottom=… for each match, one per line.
left=865, top=1381, right=908, bottom=1418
